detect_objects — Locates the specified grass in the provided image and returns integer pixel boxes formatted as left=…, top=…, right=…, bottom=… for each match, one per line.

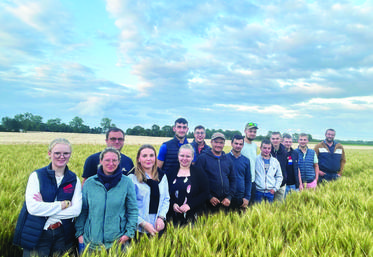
left=0, top=143, right=372, bottom=256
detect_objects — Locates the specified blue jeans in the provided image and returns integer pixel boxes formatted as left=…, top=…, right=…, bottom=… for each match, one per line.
left=285, top=184, right=299, bottom=197
left=255, top=191, right=274, bottom=203
left=319, top=173, right=340, bottom=183
left=23, top=226, right=72, bottom=257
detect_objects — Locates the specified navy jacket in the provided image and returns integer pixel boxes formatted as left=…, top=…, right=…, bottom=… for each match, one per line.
left=271, top=144, right=287, bottom=186
left=13, top=164, right=77, bottom=249
left=195, top=150, right=236, bottom=201
left=227, top=152, right=251, bottom=200
left=191, top=140, right=211, bottom=162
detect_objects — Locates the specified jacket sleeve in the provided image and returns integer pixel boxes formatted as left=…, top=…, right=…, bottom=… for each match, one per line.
left=157, top=175, right=170, bottom=219
left=187, top=166, right=209, bottom=210
left=274, top=160, right=283, bottom=191
left=25, top=172, right=62, bottom=217
left=75, top=182, right=89, bottom=238
left=339, top=145, right=347, bottom=173
left=123, top=179, right=138, bottom=238
left=50, top=176, right=82, bottom=220
left=244, top=159, right=252, bottom=201
left=194, top=156, right=213, bottom=200
left=227, top=161, right=236, bottom=201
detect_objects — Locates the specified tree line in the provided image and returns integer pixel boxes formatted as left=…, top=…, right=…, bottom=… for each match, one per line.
left=1, top=112, right=372, bottom=144
left=0, top=113, right=115, bottom=134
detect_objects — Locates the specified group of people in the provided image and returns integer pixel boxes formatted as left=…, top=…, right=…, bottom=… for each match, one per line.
left=13, top=118, right=346, bottom=256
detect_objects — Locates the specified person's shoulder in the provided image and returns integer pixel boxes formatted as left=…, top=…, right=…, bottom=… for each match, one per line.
left=120, top=153, right=133, bottom=161
left=86, top=152, right=100, bottom=161
left=84, top=175, right=98, bottom=187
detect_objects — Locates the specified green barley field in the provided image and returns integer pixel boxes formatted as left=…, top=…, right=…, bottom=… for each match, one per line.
left=0, top=138, right=372, bottom=256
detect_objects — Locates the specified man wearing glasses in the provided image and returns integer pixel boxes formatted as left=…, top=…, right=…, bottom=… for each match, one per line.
left=190, top=125, right=211, bottom=162
left=241, top=122, right=258, bottom=205
left=82, top=127, right=134, bottom=185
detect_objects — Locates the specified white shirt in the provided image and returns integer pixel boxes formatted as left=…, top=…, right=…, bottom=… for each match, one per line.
left=241, top=141, right=258, bottom=182
left=25, top=171, right=82, bottom=230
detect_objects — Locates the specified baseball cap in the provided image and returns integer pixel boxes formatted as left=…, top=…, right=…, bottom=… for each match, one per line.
left=245, top=122, right=258, bottom=130
left=211, top=132, right=225, bottom=140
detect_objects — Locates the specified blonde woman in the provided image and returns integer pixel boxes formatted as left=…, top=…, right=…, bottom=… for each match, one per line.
left=14, top=138, right=82, bottom=257
left=128, top=144, right=170, bottom=236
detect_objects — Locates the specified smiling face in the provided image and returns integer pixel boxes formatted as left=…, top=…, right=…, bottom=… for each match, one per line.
left=270, top=134, right=281, bottom=149
left=325, top=130, right=336, bottom=143
left=260, top=143, right=272, bottom=158
left=105, top=131, right=125, bottom=151
left=138, top=147, right=156, bottom=172
left=173, top=122, right=189, bottom=139
left=48, top=143, right=71, bottom=170
left=211, top=138, right=225, bottom=156
left=100, top=151, right=119, bottom=175
left=283, top=137, right=293, bottom=151
left=245, top=128, right=257, bottom=141
left=298, top=136, right=309, bottom=148
left=194, top=128, right=206, bottom=144
left=178, top=148, right=194, bottom=168
left=231, top=138, right=244, bottom=154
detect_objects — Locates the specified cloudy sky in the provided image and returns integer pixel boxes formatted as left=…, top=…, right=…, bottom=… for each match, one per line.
left=1, top=0, right=373, bottom=141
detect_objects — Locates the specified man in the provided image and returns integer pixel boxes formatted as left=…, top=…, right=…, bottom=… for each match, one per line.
left=314, top=129, right=346, bottom=182
left=190, top=125, right=211, bottom=162
left=241, top=122, right=258, bottom=204
left=227, top=135, right=251, bottom=210
left=255, top=139, right=283, bottom=203
left=157, top=118, right=189, bottom=178
left=270, top=132, right=287, bottom=202
left=82, top=127, right=134, bottom=185
left=295, top=133, right=319, bottom=190
left=195, top=132, right=236, bottom=213
left=282, top=134, right=301, bottom=196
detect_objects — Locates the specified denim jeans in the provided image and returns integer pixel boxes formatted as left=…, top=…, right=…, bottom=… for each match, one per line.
left=23, top=226, right=72, bottom=257
left=255, top=191, right=274, bottom=203
left=319, top=173, right=340, bottom=183
left=285, top=184, right=298, bottom=197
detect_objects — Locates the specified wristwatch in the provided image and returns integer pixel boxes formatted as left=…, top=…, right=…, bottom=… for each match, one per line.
left=158, top=216, right=166, bottom=222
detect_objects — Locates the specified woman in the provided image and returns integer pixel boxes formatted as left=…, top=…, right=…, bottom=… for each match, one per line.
left=13, top=138, right=82, bottom=257
left=168, top=144, right=209, bottom=225
left=128, top=144, right=170, bottom=236
left=75, top=147, right=138, bottom=252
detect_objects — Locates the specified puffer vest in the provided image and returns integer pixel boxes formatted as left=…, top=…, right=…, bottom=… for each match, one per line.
left=13, top=164, right=77, bottom=249
left=162, top=137, right=188, bottom=178
left=296, top=148, right=316, bottom=183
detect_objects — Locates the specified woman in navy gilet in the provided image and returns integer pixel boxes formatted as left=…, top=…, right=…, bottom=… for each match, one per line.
left=13, top=138, right=82, bottom=257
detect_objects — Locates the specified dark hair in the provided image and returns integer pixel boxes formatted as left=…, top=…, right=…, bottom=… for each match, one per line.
left=325, top=128, right=336, bottom=134
left=194, top=125, right=205, bottom=131
left=231, top=134, right=244, bottom=142
left=283, top=133, right=292, bottom=139
left=106, top=127, right=125, bottom=140
left=261, top=139, right=271, bottom=147
left=174, top=118, right=188, bottom=126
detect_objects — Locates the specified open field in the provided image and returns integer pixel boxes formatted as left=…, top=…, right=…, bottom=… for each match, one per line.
left=1, top=133, right=373, bottom=256
left=1, top=132, right=372, bottom=150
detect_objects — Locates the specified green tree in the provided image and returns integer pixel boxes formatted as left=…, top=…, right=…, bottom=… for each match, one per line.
left=100, top=118, right=116, bottom=133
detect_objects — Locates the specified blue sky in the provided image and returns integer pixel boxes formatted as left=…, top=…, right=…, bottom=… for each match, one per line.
left=1, top=0, right=373, bottom=141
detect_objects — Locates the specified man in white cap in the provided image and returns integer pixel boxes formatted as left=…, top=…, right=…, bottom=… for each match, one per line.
left=195, top=132, right=236, bottom=213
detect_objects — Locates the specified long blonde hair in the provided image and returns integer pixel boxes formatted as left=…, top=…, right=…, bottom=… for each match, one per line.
left=135, top=144, right=159, bottom=182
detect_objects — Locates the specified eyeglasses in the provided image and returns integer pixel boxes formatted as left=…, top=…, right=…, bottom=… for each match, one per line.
left=195, top=132, right=205, bottom=135
left=103, top=159, right=119, bottom=164
left=109, top=137, right=124, bottom=142
left=53, top=152, right=71, bottom=158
